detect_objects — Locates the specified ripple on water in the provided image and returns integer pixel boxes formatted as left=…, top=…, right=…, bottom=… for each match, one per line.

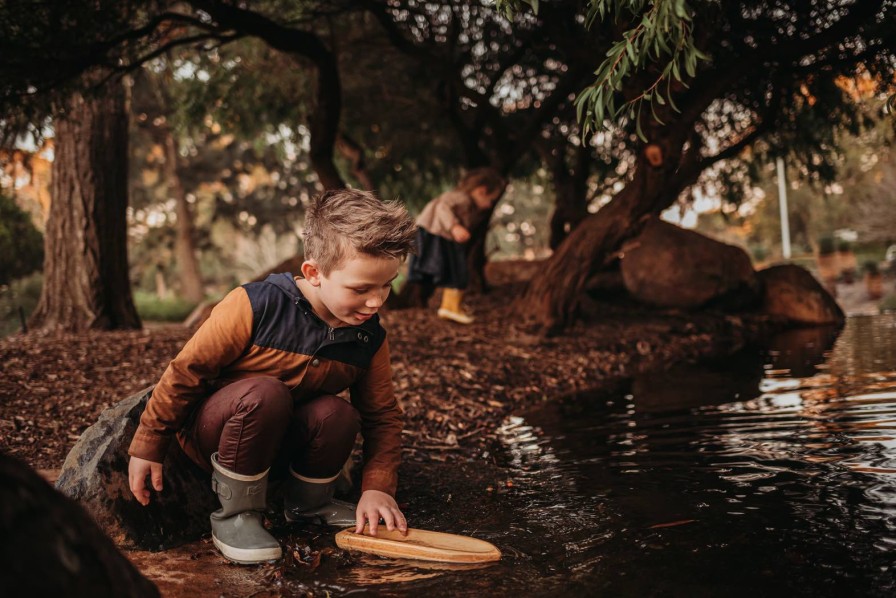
left=486, top=315, right=896, bottom=595
left=281, top=316, right=896, bottom=596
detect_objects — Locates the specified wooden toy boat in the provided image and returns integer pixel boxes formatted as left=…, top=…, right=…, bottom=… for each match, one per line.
left=334, top=527, right=501, bottom=563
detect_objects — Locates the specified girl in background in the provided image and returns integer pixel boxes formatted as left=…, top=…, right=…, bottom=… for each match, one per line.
left=407, top=168, right=506, bottom=324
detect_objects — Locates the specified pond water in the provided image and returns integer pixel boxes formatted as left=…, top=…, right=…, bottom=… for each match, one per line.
left=274, top=315, right=896, bottom=597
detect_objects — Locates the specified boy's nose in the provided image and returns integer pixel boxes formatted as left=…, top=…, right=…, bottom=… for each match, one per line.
left=366, top=292, right=386, bottom=308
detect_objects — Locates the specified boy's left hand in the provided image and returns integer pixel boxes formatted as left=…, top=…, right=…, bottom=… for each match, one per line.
left=355, top=489, right=407, bottom=536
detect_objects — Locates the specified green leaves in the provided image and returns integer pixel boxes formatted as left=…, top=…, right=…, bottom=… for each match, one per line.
left=577, top=1, right=711, bottom=138
left=500, top=0, right=713, bottom=139
left=495, top=0, right=539, bottom=19
left=0, top=192, right=43, bottom=285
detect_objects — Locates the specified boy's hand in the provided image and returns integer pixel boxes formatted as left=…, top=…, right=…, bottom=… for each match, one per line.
left=128, top=456, right=163, bottom=506
left=450, top=224, right=470, bottom=243
left=355, top=489, right=407, bottom=536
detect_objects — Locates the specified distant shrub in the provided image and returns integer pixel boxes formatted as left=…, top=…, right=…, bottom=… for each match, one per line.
left=862, top=260, right=880, bottom=275
left=0, top=272, right=43, bottom=336
left=749, top=244, right=768, bottom=263
left=836, top=239, right=853, bottom=253
left=0, top=193, right=43, bottom=285
left=134, top=291, right=198, bottom=322
left=880, top=293, right=896, bottom=313
left=818, top=235, right=836, bottom=255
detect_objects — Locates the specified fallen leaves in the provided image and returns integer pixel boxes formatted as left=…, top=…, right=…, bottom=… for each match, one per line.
left=0, top=283, right=775, bottom=471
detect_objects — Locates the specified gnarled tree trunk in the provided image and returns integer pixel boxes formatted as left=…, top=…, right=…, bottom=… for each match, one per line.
left=29, top=78, right=141, bottom=332
left=518, top=124, right=699, bottom=332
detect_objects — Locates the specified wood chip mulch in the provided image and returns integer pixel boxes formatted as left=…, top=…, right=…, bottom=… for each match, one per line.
left=0, top=281, right=776, bottom=471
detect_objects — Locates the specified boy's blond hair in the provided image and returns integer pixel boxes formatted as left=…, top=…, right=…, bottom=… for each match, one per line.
left=303, top=189, right=417, bottom=274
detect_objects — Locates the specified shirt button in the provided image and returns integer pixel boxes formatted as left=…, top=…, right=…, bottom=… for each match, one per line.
left=311, top=358, right=320, bottom=367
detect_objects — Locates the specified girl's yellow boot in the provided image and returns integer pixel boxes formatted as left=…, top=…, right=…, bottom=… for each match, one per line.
left=437, top=288, right=474, bottom=324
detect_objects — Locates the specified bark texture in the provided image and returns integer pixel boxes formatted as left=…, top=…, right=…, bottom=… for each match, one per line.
left=29, top=79, right=141, bottom=332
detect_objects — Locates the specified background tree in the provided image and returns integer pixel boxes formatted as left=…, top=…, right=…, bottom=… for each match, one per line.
left=5, top=1, right=894, bottom=333
left=28, top=77, right=141, bottom=331
left=740, top=95, right=896, bottom=255
left=0, top=2, right=180, bottom=331
left=130, top=68, right=205, bottom=303
left=361, top=0, right=623, bottom=290
left=501, top=0, right=896, bottom=331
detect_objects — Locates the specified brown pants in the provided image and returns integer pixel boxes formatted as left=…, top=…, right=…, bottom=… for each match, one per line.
left=180, top=376, right=360, bottom=478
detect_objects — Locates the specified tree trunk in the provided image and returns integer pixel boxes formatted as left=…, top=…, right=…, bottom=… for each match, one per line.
left=1, top=453, right=160, bottom=597
left=29, top=79, right=141, bottom=332
left=549, top=183, right=590, bottom=250
left=466, top=203, right=497, bottom=294
left=518, top=129, right=693, bottom=332
left=546, top=143, right=590, bottom=249
left=163, top=132, right=204, bottom=304
left=336, top=133, right=375, bottom=191
left=306, top=47, right=345, bottom=190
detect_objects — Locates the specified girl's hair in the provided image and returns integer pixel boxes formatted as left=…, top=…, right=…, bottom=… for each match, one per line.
left=456, top=167, right=506, bottom=195
left=303, top=189, right=417, bottom=274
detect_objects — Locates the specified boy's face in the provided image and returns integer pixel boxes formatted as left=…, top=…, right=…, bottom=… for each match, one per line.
left=301, top=251, right=400, bottom=328
left=471, top=185, right=503, bottom=210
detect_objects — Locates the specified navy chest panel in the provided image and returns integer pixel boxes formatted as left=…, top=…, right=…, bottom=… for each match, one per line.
left=243, top=281, right=385, bottom=369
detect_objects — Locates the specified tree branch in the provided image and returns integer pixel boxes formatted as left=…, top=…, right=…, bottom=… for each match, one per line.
left=190, top=0, right=345, bottom=187
left=95, top=33, right=242, bottom=90
left=759, top=0, right=886, bottom=63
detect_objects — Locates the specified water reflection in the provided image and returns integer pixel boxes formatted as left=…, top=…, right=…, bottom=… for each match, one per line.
left=498, top=314, right=896, bottom=596
left=765, top=325, right=841, bottom=377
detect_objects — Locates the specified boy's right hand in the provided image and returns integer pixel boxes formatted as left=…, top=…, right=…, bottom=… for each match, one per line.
left=128, top=456, right=163, bottom=506
left=451, top=224, right=470, bottom=243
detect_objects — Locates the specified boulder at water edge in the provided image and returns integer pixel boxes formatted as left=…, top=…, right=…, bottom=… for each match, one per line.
left=0, top=452, right=159, bottom=596
left=620, top=218, right=760, bottom=309
left=55, top=386, right=218, bottom=550
left=757, top=264, right=845, bottom=326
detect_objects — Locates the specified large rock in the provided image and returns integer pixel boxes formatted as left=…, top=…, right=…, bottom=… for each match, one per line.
left=757, top=264, right=845, bottom=326
left=620, top=219, right=759, bottom=309
left=0, top=452, right=159, bottom=596
left=55, top=387, right=218, bottom=550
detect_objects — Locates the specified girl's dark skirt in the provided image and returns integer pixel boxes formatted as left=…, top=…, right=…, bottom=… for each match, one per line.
left=406, top=228, right=468, bottom=289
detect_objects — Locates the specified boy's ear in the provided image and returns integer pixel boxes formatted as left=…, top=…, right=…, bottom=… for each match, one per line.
left=300, top=260, right=322, bottom=286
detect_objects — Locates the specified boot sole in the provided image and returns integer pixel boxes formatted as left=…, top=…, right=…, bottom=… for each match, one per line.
left=212, top=535, right=282, bottom=565
left=437, top=309, right=474, bottom=324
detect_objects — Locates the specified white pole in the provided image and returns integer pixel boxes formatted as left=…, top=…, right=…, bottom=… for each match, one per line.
left=776, top=157, right=792, bottom=260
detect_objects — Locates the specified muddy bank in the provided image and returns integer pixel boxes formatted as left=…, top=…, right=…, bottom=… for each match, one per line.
left=125, top=460, right=513, bottom=597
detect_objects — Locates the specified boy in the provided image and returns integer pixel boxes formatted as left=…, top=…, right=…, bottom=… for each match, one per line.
left=127, top=189, right=417, bottom=565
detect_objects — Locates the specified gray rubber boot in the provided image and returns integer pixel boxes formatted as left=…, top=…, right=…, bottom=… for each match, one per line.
left=284, top=468, right=356, bottom=526
left=210, top=453, right=282, bottom=564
